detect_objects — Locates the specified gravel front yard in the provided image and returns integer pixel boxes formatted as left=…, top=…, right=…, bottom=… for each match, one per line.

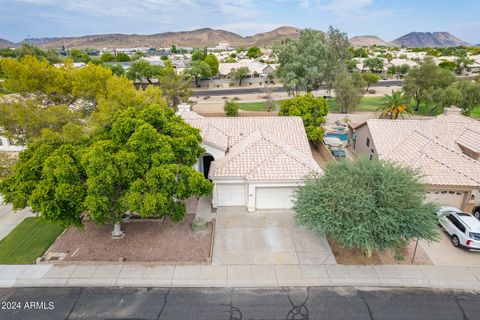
left=46, top=214, right=213, bottom=263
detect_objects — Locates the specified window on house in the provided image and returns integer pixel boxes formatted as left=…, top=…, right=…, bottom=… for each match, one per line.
left=366, top=137, right=370, bottom=147
left=369, top=154, right=373, bottom=160
left=371, top=149, right=374, bottom=153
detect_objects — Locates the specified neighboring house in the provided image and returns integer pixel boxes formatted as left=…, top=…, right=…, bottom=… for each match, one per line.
left=218, top=60, right=274, bottom=79
left=176, top=104, right=323, bottom=212
left=0, top=136, right=24, bottom=152
left=349, top=107, right=480, bottom=214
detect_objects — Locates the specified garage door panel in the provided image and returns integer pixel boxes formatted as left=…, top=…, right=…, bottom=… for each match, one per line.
left=217, top=184, right=246, bottom=206
left=256, top=187, right=296, bottom=209
left=426, top=191, right=465, bottom=209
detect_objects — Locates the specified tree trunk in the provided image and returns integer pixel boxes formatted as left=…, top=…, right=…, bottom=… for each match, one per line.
left=194, top=76, right=200, bottom=87
left=365, top=83, right=371, bottom=93
left=365, top=247, right=372, bottom=258
left=112, top=221, right=125, bottom=239
left=239, top=77, right=243, bottom=86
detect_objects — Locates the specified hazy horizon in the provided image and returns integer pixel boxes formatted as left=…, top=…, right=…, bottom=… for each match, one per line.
left=1, top=0, right=479, bottom=44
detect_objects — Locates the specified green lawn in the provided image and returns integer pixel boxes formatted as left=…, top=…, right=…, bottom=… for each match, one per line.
left=0, top=217, right=64, bottom=264
left=236, top=101, right=282, bottom=111
left=327, top=96, right=384, bottom=112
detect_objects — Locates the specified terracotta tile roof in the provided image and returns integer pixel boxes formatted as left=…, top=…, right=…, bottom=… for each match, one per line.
left=179, top=113, right=322, bottom=182
left=456, top=129, right=480, bottom=154
left=365, top=114, right=480, bottom=187
left=209, top=129, right=322, bottom=181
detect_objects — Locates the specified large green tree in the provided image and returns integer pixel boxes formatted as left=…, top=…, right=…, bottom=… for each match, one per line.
left=433, top=79, right=480, bottom=116
left=185, top=60, right=211, bottom=87
left=0, top=104, right=212, bottom=235
left=158, top=61, right=191, bottom=110
left=126, top=60, right=165, bottom=84
left=204, top=53, right=219, bottom=76
left=333, top=71, right=366, bottom=113
left=246, top=47, right=262, bottom=59
left=273, top=28, right=351, bottom=95
left=403, top=59, right=456, bottom=111
left=278, top=93, right=328, bottom=142
left=294, top=157, right=439, bottom=257
left=232, top=66, right=249, bottom=86
left=363, top=57, right=384, bottom=73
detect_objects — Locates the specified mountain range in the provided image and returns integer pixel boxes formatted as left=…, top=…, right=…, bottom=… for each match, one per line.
left=0, top=27, right=473, bottom=49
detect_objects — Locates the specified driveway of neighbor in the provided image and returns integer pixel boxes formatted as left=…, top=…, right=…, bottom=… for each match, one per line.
left=420, top=229, right=480, bottom=267
left=212, top=207, right=336, bottom=266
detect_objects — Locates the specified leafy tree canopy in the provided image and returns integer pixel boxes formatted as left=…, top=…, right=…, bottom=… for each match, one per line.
left=278, top=93, right=328, bottom=142
left=115, top=52, right=131, bottom=62
left=246, top=46, right=262, bottom=59
left=403, top=58, right=456, bottom=111
left=294, top=157, right=439, bottom=257
left=333, top=71, right=366, bottom=113
left=273, top=27, right=351, bottom=95
left=204, top=53, right=219, bottom=76
left=185, top=60, right=211, bottom=87
left=232, top=66, right=249, bottom=86
left=0, top=104, right=212, bottom=230
left=100, top=52, right=115, bottom=62
left=69, top=49, right=91, bottom=63
left=126, top=60, right=165, bottom=83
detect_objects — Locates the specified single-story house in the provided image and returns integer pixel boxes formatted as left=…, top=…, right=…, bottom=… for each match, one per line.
left=349, top=107, right=480, bottom=214
left=218, top=60, right=274, bottom=79
left=176, top=104, right=323, bottom=211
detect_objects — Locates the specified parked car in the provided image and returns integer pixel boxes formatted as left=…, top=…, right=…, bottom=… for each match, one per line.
left=436, top=206, right=480, bottom=250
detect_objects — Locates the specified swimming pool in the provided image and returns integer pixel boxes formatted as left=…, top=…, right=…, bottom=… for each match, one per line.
left=325, top=132, right=349, bottom=141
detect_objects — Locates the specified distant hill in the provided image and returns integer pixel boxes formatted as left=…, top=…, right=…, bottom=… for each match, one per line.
left=349, top=35, right=391, bottom=47
left=0, top=38, right=15, bottom=48
left=17, top=27, right=302, bottom=49
left=245, top=26, right=301, bottom=47
left=391, top=32, right=471, bottom=48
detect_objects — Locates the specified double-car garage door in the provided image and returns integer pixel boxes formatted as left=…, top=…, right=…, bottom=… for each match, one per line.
left=215, top=184, right=296, bottom=210
left=426, top=190, right=466, bottom=209
left=255, top=187, right=295, bottom=209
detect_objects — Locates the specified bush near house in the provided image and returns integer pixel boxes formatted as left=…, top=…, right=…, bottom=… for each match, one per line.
left=294, top=157, right=439, bottom=257
left=278, top=93, right=328, bottom=142
left=224, top=100, right=239, bottom=116
left=0, top=217, right=64, bottom=264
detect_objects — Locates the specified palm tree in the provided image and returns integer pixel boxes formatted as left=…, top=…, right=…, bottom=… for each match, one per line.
left=377, top=90, right=413, bottom=120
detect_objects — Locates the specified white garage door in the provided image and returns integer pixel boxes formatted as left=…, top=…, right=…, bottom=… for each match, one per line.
left=255, top=187, right=296, bottom=209
left=426, top=191, right=466, bottom=209
left=217, top=184, right=246, bottom=206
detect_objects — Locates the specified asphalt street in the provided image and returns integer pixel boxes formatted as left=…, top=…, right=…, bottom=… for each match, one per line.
left=191, top=80, right=404, bottom=96
left=1, top=286, right=479, bottom=320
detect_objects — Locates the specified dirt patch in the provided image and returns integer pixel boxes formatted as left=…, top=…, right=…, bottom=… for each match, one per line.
left=328, top=238, right=432, bottom=265
left=47, top=215, right=213, bottom=263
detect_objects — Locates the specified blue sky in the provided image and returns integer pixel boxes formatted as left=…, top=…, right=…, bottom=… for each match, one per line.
left=1, top=0, right=479, bottom=44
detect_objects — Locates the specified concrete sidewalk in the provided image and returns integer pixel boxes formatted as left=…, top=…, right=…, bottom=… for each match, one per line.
left=2, top=263, right=480, bottom=290
left=0, top=201, right=35, bottom=240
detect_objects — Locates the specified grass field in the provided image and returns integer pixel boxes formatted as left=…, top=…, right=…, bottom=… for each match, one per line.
left=236, top=101, right=281, bottom=111
left=0, top=217, right=64, bottom=264
left=236, top=95, right=480, bottom=118
left=327, top=96, right=384, bottom=112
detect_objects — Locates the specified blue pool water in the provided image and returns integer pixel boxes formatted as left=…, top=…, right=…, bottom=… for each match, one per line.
left=325, top=132, right=349, bottom=141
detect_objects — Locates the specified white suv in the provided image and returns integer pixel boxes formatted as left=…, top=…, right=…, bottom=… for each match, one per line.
left=437, top=207, right=480, bottom=250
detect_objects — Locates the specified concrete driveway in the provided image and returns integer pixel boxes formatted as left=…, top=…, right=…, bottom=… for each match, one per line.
left=420, top=229, right=480, bottom=267
left=212, top=207, right=336, bottom=266
left=0, top=200, right=34, bottom=240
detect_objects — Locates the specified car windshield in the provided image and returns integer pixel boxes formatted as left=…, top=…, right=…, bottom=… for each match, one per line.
left=470, top=233, right=480, bottom=241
